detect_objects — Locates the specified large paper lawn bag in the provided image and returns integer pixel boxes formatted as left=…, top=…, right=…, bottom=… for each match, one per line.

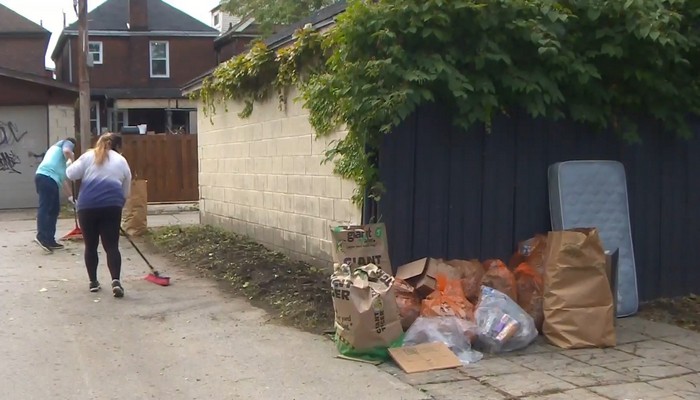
left=543, top=228, right=616, bottom=349
left=331, top=263, right=403, bottom=361
left=122, top=179, right=148, bottom=236
left=331, top=224, right=392, bottom=274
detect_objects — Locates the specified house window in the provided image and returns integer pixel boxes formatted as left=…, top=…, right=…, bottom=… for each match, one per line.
left=213, top=13, right=220, bottom=27
left=88, top=41, right=103, bottom=64
left=149, top=41, right=169, bottom=78
left=90, top=101, right=101, bottom=135
left=116, top=110, right=129, bottom=132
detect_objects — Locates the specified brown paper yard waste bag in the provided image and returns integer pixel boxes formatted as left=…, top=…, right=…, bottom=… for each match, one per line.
left=543, top=228, right=616, bottom=349
left=122, top=179, right=148, bottom=236
left=331, top=263, right=403, bottom=361
left=331, top=224, right=392, bottom=274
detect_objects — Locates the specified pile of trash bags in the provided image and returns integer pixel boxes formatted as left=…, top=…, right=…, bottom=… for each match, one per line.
left=329, top=234, right=544, bottom=362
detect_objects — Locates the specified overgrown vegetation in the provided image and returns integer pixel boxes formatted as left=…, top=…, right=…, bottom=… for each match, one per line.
left=195, top=0, right=700, bottom=206
left=219, top=0, right=337, bottom=34
left=150, top=225, right=333, bottom=333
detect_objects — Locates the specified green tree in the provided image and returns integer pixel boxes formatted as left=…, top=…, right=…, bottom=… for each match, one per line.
left=219, top=0, right=338, bottom=33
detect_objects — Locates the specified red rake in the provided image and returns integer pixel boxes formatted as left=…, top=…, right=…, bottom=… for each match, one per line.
left=119, top=227, right=171, bottom=286
left=61, top=206, right=83, bottom=241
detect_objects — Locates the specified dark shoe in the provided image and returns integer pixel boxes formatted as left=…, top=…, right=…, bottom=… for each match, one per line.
left=34, top=237, right=52, bottom=253
left=112, top=280, right=124, bottom=298
left=48, top=242, right=65, bottom=250
left=89, top=281, right=101, bottom=293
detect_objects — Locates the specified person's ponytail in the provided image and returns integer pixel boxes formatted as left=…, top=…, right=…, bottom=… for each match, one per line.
left=93, top=133, right=114, bottom=165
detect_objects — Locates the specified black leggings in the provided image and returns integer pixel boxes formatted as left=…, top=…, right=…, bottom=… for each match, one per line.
left=78, top=207, right=122, bottom=282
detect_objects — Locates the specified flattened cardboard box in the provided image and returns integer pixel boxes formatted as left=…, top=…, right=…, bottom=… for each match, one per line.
left=395, top=258, right=440, bottom=297
left=389, top=342, right=462, bottom=374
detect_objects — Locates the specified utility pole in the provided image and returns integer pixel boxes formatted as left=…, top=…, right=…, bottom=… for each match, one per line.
left=78, top=0, right=91, bottom=154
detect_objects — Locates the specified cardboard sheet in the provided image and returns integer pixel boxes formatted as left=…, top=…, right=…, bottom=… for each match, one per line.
left=388, top=343, right=462, bottom=374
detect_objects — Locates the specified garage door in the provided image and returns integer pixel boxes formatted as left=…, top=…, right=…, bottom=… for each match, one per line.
left=0, top=106, right=49, bottom=210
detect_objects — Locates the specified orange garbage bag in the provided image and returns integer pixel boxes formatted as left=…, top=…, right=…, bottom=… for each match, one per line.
left=394, top=278, right=421, bottom=330
left=481, top=259, right=518, bottom=302
left=508, top=235, right=547, bottom=275
left=514, top=262, right=544, bottom=332
left=445, top=259, right=484, bottom=304
left=421, top=274, right=475, bottom=321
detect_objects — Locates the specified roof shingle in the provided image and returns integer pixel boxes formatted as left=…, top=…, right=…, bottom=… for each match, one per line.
left=65, top=0, right=218, bottom=33
left=0, top=3, right=50, bottom=34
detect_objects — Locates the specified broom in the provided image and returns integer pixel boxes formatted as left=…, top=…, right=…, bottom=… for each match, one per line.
left=119, top=226, right=170, bottom=286
left=61, top=183, right=83, bottom=241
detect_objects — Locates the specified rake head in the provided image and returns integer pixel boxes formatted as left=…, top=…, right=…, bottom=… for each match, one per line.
left=145, top=273, right=170, bottom=286
left=61, top=227, right=83, bottom=241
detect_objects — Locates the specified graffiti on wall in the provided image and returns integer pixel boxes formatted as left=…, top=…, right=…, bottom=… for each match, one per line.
left=0, top=120, right=40, bottom=175
left=0, top=121, right=29, bottom=148
left=0, top=151, right=21, bottom=173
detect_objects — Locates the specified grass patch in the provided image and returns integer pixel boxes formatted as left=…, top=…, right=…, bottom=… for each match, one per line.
left=149, top=225, right=334, bottom=334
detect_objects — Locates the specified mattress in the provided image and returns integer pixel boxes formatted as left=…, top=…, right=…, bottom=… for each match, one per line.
left=548, top=160, right=639, bottom=317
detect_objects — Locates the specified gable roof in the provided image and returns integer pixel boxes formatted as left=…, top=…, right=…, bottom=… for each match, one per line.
left=64, top=0, right=218, bottom=33
left=0, top=3, right=50, bottom=35
left=52, top=0, right=219, bottom=61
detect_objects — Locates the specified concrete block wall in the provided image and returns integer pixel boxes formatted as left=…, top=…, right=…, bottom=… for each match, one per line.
left=48, top=105, right=76, bottom=145
left=197, top=87, right=362, bottom=264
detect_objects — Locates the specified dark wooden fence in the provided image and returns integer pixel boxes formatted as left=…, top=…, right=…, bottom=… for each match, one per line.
left=90, top=134, right=198, bottom=203
left=374, top=104, right=700, bottom=301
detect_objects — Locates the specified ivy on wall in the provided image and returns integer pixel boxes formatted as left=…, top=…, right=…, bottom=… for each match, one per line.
left=193, top=0, right=700, bottom=206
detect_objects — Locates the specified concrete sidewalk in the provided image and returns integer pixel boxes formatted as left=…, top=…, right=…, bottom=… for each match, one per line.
left=381, top=317, right=700, bottom=399
left=0, top=216, right=428, bottom=400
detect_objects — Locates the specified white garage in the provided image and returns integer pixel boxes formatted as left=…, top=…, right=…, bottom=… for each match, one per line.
left=0, top=68, right=77, bottom=210
left=0, top=106, right=50, bottom=209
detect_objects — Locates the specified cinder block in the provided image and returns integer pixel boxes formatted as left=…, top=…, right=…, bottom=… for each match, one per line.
left=333, top=199, right=354, bottom=223
left=319, top=198, right=334, bottom=220
left=288, top=213, right=302, bottom=232
left=281, top=194, right=293, bottom=212
left=262, top=119, right=282, bottom=139
left=272, top=157, right=284, bottom=174
left=286, top=115, right=313, bottom=137
left=312, top=176, right=326, bottom=197
left=292, top=157, right=306, bottom=175
left=306, top=237, right=323, bottom=259
left=325, top=177, right=342, bottom=198
left=282, top=156, right=294, bottom=174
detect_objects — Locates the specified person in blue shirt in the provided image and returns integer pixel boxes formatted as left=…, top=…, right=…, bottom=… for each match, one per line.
left=34, top=138, right=76, bottom=252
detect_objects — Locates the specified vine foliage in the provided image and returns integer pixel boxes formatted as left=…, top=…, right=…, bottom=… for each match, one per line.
left=194, top=0, right=700, bottom=206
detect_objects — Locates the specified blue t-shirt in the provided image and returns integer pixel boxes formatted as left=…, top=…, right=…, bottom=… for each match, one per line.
left=36, top=140, right=75, bottom=186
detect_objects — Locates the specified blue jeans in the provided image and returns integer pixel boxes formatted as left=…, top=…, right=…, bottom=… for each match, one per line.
left=35, top=174, right=60, bottom=244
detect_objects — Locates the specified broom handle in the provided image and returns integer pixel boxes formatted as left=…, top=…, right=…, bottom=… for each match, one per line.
left=119, top=226, right=157, bottom=274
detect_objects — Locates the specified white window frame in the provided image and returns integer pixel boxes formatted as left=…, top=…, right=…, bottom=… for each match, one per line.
left=149, top=41, right=170, bottom=78
left=88, top=41, right=103, bottom=65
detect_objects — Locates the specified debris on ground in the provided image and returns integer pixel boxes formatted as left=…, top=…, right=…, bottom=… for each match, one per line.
left=149, top=225, right=333, bottom=333
left=638, top=294, right=700, bottom=333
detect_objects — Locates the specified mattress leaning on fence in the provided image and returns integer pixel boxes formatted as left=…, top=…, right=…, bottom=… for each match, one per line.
left=548, top=160, right=639, bottom=317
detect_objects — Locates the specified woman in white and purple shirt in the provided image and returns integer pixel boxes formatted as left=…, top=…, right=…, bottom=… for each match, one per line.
left=67, top=132, right=132, bottom=298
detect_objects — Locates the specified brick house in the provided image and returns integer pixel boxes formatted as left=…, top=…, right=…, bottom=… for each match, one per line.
left=0, top=4, right=77, bottom=209
left=51, top=0, right=219, bottom=135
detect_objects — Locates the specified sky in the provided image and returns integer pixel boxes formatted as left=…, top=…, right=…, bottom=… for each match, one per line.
left=1, top=0, right=221, bottom=68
